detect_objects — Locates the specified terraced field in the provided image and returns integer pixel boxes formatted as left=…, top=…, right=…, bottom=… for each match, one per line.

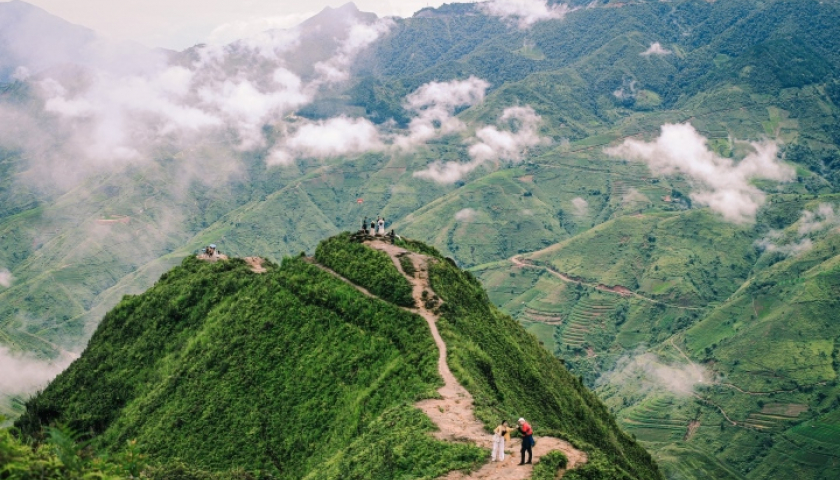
left=742, top=403, right=809, bottom=431
left=620, top=397, right=694, bottom=443
left=558, top=295, right=619, bottom=350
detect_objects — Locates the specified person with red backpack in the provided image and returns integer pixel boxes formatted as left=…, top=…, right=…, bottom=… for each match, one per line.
left=517, top=417, right=534, bottom=465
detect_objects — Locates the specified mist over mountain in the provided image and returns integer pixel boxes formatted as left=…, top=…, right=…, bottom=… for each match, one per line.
left=2, top=0, right=840, bottom=478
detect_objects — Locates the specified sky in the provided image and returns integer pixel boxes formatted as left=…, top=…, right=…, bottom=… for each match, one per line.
left=18, top=0, right=450, bottom=49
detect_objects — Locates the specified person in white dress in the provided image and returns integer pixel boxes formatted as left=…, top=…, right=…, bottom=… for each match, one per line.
left=377, top=217, right=385, bottom=235
left=491, top=420, right=511, bottom=461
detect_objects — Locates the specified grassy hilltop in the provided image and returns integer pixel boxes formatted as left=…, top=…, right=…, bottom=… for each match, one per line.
left=12, top=235, right=661, bottom=479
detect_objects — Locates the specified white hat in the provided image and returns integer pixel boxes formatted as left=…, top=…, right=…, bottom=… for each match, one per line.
left=518, top=417, right=525, bottom=423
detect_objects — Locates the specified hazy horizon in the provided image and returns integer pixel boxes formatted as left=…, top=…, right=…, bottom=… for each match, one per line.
left=8, top=0, right=454, bottom=49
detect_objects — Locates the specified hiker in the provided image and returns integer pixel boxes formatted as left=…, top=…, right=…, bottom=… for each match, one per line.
left=517, top=417, right=534, bottom=465
left=491, top=420, right=511, bottom=462
left=362, top=216, right=368, bottom=233
left=377, top=217, right=385, bottom=235
left=370, top=220, right=376, bottom=235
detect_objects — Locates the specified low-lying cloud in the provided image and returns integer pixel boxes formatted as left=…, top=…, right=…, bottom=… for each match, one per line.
left=0, top=268, right=12, bottom=288
left=605, top=123, right=794, bottom=224
left=756, top=203, right=840, bottom=257
left=622, top=187, right=649, bottom=205
left=597, top=351, right=710, bottom=396
left=571, top=197, right=589, bottom=216
left=414, top=106, right=550, bottom=184
left=395, top=76, right=490, bottom=151
left=641, top=42, right=671, bottom=56
left=269, top=116, right=384, bottom=165
left=454, top=208, right=477, bottom=221
left=0, top=346, right=74, bottom=397
left=8, top=15, right=395, bottom=191
left=480, top=0, right=572, bottom=28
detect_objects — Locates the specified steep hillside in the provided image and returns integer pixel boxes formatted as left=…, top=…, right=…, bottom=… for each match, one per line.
left=14, top=235, right=661, bottom=480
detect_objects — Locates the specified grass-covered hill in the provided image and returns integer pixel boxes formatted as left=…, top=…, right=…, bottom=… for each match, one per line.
left=12, top=235, right=662, bottom=479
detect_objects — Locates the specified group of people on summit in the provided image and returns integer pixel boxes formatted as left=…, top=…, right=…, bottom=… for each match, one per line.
left=491, top=417, right=535, bottom=465
left=362, top=216, right=389, bottom=236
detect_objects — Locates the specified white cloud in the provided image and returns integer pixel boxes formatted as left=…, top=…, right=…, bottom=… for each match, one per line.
left=571, top=197, right=589, bottom=216
left=207, top=13, right=316, bottom=45
left=641, top=42, right=671, bottom=56
left=0, top=346, right=74, bottom=397
left=622, top=187, right=649, bottom=205
left=269, top=116, right=384, bottom=165
left=480, top=0, right=572, bottom=28
left=11, top=66, right=31, bottom=82
left=413, top=158, right=486, bottom=184
left=414, top=106, right=550, bottom=184
left=597, top=351, right=710, bottom=396
left=395, top=76, right=490, bottom=151
left=313, top=19, right=394, bottom=85
left=756, top=204, right=840, bottom=257
left=604, top=123, right=794, bottom=224
left=454, top=208, right=477, bottom=221
left=0, top=268, right=12, bottom=288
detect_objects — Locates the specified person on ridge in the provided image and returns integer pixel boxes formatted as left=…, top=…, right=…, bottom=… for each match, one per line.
left=370, top=219, right=376, bottom=235
left=377, top=216, right=385, bottom=236
left=491, top=420, right=511, bottom=462
left=362, top=216, right=368, bottom=233
left=517, top=417, right=534, bottom=465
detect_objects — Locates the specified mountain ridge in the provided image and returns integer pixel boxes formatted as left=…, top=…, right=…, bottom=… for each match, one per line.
left=14, top=234, right=661, bottom=479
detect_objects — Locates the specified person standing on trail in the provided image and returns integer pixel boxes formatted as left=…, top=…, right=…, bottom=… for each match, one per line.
left=370, top=219, right=376, bottom=235
left=362, top=217, right=368, bottom=233
left=491, top=420, right=511, bottom=462
left=377, top=216, right=385, bottom=235
left=517, top=417, right=534, bottom=465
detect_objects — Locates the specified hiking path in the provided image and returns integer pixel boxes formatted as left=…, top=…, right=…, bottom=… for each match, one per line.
left=345, top=240, right=588, bottom=479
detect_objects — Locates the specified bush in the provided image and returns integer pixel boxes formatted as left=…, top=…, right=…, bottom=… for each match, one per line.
left=315, top=233, right=415, bottom=307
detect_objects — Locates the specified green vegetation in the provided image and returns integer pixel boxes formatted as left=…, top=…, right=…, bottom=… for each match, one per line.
left=315, top=232, right=414, bottom=307
left=0, top=420, right=145, bottom=480
left=14, top=253, right=484, bottom=478
left=5, top=0, right=840, bottom=478
left=426, top=252, right=662, bottom=479
left=531, top=450, right=567, bottom=479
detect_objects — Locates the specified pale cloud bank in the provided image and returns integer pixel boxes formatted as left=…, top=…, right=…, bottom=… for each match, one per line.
left=641, top=42, right=671, bottom=56
left=756, top=203, right=840, bottom=257
left=395, top=76, right=490, bottom=151
left=480, top=0, right=572, bottom=28
left=597, top=351, right=710, bottom=396
left=269, top=116, right=384, bottom=165
left=267, top=76, right=489, bottom=164
left=571, top=197, right=589, bottom=216
left=414, top=106, right=550, bottom=184
left=0, top=268, right=12, bottom=288
left=605, top=123, right=794, bottom=224
left=0, top=347, right=74, bottom=397
left=8, top=16, right=394, bottom=189
left=454, top=208, right=477, bottom=221
left=622, top=187, right=649, bottom=205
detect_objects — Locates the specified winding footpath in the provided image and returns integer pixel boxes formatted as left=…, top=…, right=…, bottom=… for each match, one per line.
left=510, top=256, right=704, bottom=311
left=249, top=242, right=588, bottom=478
left=362, top=241, right=587, bottom=479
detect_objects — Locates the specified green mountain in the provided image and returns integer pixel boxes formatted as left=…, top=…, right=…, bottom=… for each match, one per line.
left=12, top=235, right=661, bottom=479
left=3, top=0, right=840, bottom=478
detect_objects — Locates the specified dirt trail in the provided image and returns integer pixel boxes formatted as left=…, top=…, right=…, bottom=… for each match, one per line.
left=511, top=256, right=703, bottom=311
left=362, top=240, right=587, bottom=479
left=243, top=256, right=267, bottom=273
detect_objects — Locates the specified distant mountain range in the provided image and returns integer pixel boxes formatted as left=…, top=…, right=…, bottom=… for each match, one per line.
left=2, top=0, right=840, bottom=478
